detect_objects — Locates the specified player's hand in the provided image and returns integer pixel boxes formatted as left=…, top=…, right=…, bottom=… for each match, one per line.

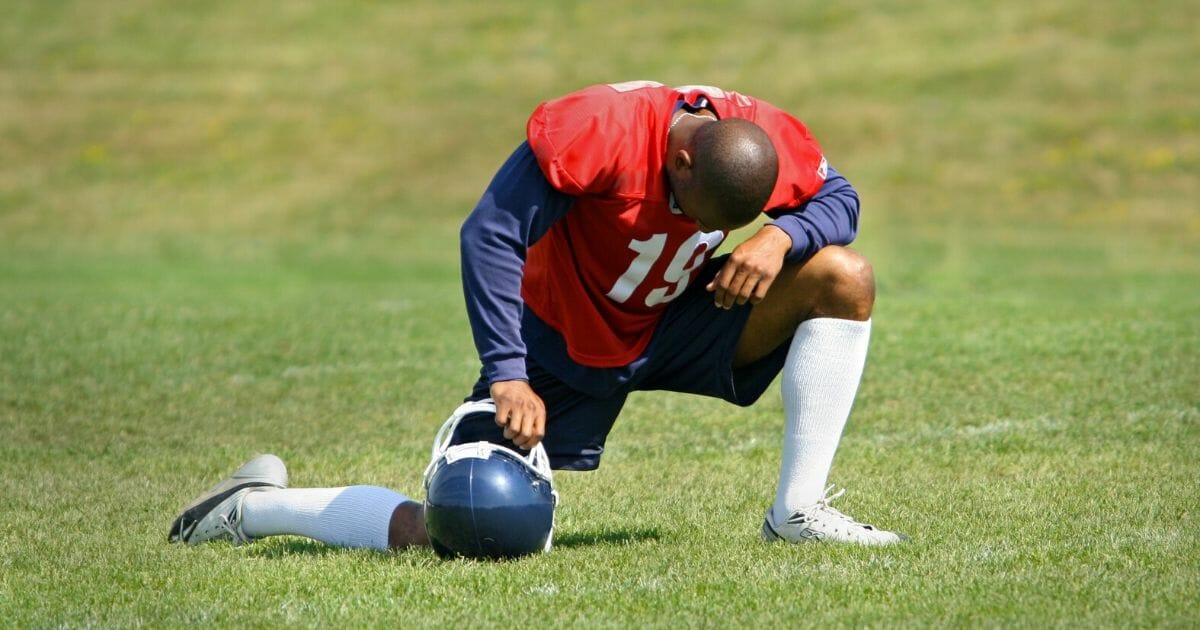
left=706, top=225, right=791, bottom=309
left=489, top=379, right=546, bottom=450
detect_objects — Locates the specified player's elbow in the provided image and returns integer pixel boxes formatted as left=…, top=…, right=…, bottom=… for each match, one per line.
left=829, top=180, right=860, bottom=244
left=460, top=207, right=485, bottom=245
left=459, top=206, right=500, bottom=257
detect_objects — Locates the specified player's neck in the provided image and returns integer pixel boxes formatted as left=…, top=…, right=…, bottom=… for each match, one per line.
left=667, top=110, right=717, bottom=145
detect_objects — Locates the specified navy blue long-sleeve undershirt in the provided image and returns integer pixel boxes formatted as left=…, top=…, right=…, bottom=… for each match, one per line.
left=767, top=167, right=860, bottom=264
left=460, top=142, right=861, bottom=389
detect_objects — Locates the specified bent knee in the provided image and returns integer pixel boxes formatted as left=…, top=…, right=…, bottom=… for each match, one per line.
left=806, top=246, right=875, bottom=319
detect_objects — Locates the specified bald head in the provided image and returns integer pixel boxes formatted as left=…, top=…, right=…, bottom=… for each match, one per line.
left=690, top=118, right=779, bottom=227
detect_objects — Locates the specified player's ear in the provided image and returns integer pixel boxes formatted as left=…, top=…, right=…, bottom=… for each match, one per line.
left=673, top=149, right=694, bottom=173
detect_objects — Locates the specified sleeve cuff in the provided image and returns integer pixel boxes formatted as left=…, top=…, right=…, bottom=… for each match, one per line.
left=484, top=357, right=528, bottom=384
left=766, top=215, right=815, bottom=262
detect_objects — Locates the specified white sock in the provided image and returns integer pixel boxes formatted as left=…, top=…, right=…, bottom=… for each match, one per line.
left=772, top=318, right=871, bottom=523
left=241, top=486, right=409, bottom=551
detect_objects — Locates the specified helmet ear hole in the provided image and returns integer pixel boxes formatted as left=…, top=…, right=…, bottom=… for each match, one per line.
left=423, top=441, right=557, bottom=560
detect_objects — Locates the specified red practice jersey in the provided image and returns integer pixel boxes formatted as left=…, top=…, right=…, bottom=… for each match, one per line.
left=521, top=81, right=829, bottom=368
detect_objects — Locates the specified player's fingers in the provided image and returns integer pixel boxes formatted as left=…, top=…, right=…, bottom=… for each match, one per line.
left=724, top=267, right=763, bottom=308
left=710, top=264, right=738, bottom=309
left=506, top=405, right=530, bottom=444
left=716, top=260, right=741, bottom=290
left=513, top=401, right=546, bottom=449
left=500, top=396, right=525, bottom=443
left=529, top=415, right=545, bottom=449
left=730, top=271, right=762, bottom=306
left=497, top=399, right=528, bottom=443
left=707, top=284, right=725, bottom=308
left=749, top=275, right=774, bottom=304
left=495, top=400, right=514, bottom=431
left=530, top=400, right=547, bottom=448
left=720, top=270, right=746, bottom=308
left=500, top=414, right=518, bottom=442
left=513, top=412, right=542, bottom=449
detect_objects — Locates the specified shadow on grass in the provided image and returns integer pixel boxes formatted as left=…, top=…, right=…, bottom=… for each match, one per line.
left=246, top=538, right=356, bottom=558
left=242, top=527, right=664, bottom=559
left=553, top=527, right=663, bottom=548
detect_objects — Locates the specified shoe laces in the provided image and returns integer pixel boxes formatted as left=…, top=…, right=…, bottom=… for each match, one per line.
left=218, top=500, right=252, bottom=546
left=815, top=486, right=849, bottom=517
left=809, top=486, right=875, bottom=530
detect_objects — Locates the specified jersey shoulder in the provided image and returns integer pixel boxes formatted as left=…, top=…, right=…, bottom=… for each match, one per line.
left=526, top=82, right=674, bottom=196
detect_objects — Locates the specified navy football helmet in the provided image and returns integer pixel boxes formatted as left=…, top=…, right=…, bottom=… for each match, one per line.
left=422, top=400, right=558, bottom=560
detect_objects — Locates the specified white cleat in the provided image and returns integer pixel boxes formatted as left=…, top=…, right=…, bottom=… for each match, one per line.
left=168, top=454, right=287, bottom=546
left=762, top=487, right=908, bottom=546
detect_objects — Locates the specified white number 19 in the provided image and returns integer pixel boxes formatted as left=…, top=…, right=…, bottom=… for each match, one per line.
left=605, top=232, right=725, bottom=307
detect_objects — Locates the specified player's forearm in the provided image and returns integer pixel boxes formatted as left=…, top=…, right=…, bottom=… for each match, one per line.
left=460, top=231, right=528, bottom=383
left=460, top=197, right=529, bottom=381
left=767, top=166, right=860, bottom=263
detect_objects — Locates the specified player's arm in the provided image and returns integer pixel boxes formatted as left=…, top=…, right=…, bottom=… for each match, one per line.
left=459, top=142, right=573, bottom=448
left=708, top=166, right=860, bottom=308
left=765, top=165, right=859, bottom=262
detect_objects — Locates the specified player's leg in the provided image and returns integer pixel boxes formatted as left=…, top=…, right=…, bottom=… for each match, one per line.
left=239, top=486, right=424, bottom=550
left=737, top=245, right=874, bottom=512
left=387, top=500, right=429, bottom=548
left=639, top=246, right=903, bottom=544
left=735, top=245, right=904, bottom=544
left=170, top=369, right=625, bottom=552
left=168, top=453, right=427, bottom=550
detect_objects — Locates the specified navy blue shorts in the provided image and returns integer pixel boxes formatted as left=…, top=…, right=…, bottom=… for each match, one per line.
left=451, top=254, right=792, bottom=471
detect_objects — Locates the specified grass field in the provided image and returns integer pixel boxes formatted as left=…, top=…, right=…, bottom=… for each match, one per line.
left=2, top=0, right=1198, bottom=626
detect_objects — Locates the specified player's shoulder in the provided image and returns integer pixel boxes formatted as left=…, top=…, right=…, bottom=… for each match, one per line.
left=559, top=80, right=677, bottom=103
left=526, top=81, right=672, bottom=196
left=528, top=81, right=671, bottom=133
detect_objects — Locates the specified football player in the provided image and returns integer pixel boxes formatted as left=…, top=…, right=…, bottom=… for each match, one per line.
left=170, top=81, right=906, bottom=552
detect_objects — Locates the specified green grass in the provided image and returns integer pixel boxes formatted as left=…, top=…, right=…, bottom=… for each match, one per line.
left=2, top=0, right=1198, bottom=626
